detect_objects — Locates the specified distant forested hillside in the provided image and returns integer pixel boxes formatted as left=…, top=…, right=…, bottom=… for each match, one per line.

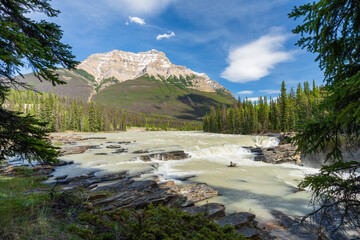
left=203, top=81, right=325, bottom=134
left=5, top=90, right=202, bottom=132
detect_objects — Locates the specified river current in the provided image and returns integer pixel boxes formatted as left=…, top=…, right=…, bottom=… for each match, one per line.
left=51, top=131, right=319, bottom=220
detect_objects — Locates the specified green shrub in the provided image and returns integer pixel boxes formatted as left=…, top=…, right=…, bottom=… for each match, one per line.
left=69, top=204, right=245, bottom=240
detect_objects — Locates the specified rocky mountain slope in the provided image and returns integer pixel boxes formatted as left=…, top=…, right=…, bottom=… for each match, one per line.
left=77, top=49, right=230, bottom=94
left=21, top=50, right=235, bottom=119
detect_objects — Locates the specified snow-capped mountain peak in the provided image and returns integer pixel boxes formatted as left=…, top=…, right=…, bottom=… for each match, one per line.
left=77, top=49, right=231, bottom=94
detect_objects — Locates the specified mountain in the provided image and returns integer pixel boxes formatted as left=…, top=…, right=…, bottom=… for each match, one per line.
left=77, top=49, right=231, bottom=95
left=22, top=50, right=235, bottom=119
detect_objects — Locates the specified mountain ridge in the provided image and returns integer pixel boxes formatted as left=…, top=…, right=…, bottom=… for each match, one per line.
left=77, top=49, right=232, bottom=96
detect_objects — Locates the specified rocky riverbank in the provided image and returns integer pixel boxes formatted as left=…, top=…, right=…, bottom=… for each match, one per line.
left=246, top=132, right=302, bottom=165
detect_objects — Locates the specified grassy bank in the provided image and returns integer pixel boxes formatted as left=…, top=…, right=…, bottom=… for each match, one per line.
left=0, top=174, right=78, bottom=239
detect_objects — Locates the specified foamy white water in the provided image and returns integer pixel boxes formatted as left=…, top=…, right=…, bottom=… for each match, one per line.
left=52, top=131, right=319, bottom=220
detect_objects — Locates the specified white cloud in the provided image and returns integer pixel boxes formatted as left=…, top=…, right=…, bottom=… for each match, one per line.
left=127, top=16, right=146, bottom=25
left=221, top=29, right=293, bottom=83
left=156, top=31, right=175, bottom=40
left=247, top=97, right=259, bottom=102
left=237, top=90, right=254, bottom=95
left=259, top=90, right=281, bottom=94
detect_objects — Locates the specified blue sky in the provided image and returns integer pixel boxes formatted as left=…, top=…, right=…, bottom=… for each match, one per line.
left=37, top=0, right=324, bottom=100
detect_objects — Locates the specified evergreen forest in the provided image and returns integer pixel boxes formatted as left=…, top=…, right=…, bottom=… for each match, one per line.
left=203, top=80, right=324, bottom=134
left=5, top=90, right=202, bottom=132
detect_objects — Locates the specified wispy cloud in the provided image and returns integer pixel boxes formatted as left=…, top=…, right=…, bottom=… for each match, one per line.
left=126, top=16, right=146, bottom=25
left=109, top=0, right=175, bottom=15
left=247, top=97, right=259, bottom=102
left=259, top=89, right=281, bottom=94
left=237, top=90, right=254, bottom=95
left=221, top=28, right=293, bottom=83
left=156, top=31, right=175, bottom=40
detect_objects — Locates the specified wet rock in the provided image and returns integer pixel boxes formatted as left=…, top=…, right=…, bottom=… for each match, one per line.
left=0, top=165, right=55, bottom=176
left=88, top=137, right=106, bottom=140
left=58, top=172, right=96, bottom=184
left=57, top=171, right=129, bottom=189
left=139, top=155, right=151, bottom=161
left=172, top=174, right=196, bottom=181
left=98, top=188, right=174, bottom=211
left=228, top=161, right=237, bottom=167
left=49, top=135, right=89, bottom=142
left=248, top=144, right=302, bottom=165
left=180, top=201, right=194, bottom=208
left=270, top=210, right=296, bottom=228
left=112, top=148, right=128, bottom=154
left=55, top=175, right=68, bottom=180
left=133, top=149, right=149, bottom=154
left=169, top=183, right=218, bottom=203
left=159, top=181, right=175, bottom=188
left=90, top=178, right=135, bottom=192
left=254, top=155, right=266, bottom=162
left=236, top=227, right=260, bottom=239
left=215, top=212, right=256, bottom=230
left=94, top=153, right=108, bottom=155
left=53, top=160, right=74, bottom=166
left=183, top=203, right=226, bottom=219
left=117, top=141, right=132, bottom=145
left=61, top=145, right=98, bottom=155
left=96, top=171, right=128, bottom=182
left=106, top=145, right=122, bottom=149
left=94, top=180, right=174, bottom=211
left=278, top=132, right=296, bottom=144
left=139, top=151, right=190, bottom=161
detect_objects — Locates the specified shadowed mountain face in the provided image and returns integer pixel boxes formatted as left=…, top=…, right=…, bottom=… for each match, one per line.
left=93, top=76, right=234, bottom=120
left=20, top=50, right=235, bottom=120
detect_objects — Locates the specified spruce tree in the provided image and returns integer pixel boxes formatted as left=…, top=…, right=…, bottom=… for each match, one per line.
left=280, top=81, right=288, bottom=132
left=0, top=0, right=77, bottom=164
left=290, top=0, right=360, bottom=233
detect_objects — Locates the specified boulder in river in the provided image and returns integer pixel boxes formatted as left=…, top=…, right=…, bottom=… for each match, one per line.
left=112, top=148, right=128, bottom=154
left=139, top=151, right=190, bottom=161
left=247, top=144, right=302, bottom=165
left=61, top=145, right=99, bottom=155
left=133, top=149, right=149, bottom=154
left=106, top=145, right=122, bottom=149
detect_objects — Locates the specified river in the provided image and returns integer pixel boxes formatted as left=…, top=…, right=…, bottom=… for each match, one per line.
left=51, top=131, right=319, bottom=221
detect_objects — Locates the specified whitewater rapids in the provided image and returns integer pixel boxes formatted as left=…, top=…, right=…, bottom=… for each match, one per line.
left=51, top=131, right=319, bottom=220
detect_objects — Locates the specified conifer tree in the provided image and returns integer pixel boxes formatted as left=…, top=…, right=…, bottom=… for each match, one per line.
left=280, top=81, right=288, bottom=132
left=290, top=0, right=360, bottom=233
left=0, top=0, right=77, bottom=164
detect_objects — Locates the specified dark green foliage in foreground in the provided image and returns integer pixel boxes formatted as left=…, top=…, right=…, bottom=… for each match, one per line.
left=0, top=0, right=77, bottom=164
left=6, top=89, right=202, bottom=132
left=0, top=0, right=77, bottom=95
left=290, top=0, right=360, bottom=234
left=203, top=80, right=323, bottom=134
left=0, top=104, right=59, bottom=164
left=68, top=205, right=244, bottom=240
